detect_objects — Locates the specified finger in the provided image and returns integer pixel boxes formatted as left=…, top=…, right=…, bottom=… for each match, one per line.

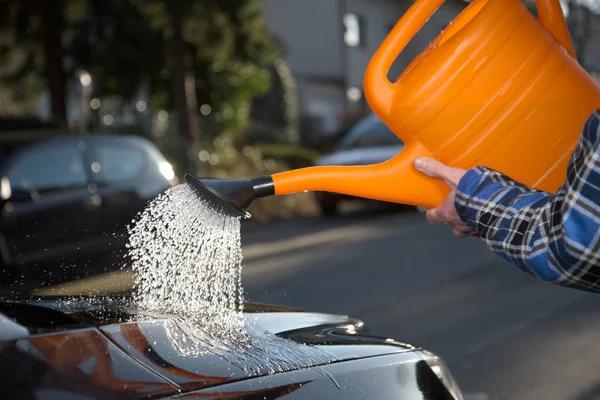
left=414, top=157, right=464, bottom=187
left=425, top=208, right=443, bottom=224
left=427, top=208, right=456, bottom=225
left=460, top=227, right=479, bottom=237
left=454, top=224, right=474, bottom=234
left=452, top=228, right=469, bottom=238
left=414, top=157, right=445, bottom=179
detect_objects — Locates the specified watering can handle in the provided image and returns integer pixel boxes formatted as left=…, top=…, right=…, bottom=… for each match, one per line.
left=363, top=0, right=445, bottom=122
left=364, top=0, right=575, bottom=121
left=536, top=0, right=576, bottom=58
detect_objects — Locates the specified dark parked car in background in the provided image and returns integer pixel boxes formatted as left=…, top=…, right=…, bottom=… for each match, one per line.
left=313, top=113, right=405, bottom=216
left=0, top=132, right=176, bottom=292
left=0, top=295, right=465, bottom=399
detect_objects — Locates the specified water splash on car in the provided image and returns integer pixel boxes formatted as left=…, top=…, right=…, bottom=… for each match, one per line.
left=125, top=183, right=335, bottom=374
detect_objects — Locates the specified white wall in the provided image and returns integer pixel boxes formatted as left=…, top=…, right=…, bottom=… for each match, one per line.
left=261, top=0, right=415, bottom=134
left=261, top=0, right=343, bottom=78
left=262, top=0, right=467, bottom=107
left=344, top=0, right=410, bottom=89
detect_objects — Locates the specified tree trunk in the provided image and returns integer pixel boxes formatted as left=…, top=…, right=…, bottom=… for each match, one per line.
left=169, top=1, right=202, bottom=176
left=39, top=0, right=67, bottom=126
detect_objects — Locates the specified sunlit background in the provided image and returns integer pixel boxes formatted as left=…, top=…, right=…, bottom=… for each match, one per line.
left=1, top=1, right=600, bottom=399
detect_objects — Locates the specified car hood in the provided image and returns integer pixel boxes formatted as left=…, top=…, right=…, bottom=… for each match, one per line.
left=0, top=296, right=460, bottom=400
left=315, top=145, right=404, bottom=167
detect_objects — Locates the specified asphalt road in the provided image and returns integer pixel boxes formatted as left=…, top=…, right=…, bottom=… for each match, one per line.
left=240, top=206, right=600, bottom=400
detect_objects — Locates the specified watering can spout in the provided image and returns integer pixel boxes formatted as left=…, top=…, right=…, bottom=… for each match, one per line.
left=185, top=142, right=449, bottom=216
left=184, top=174, right=273, bottom=218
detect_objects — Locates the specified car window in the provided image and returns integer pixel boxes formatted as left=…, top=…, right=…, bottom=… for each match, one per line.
left=5, top=142, right=87, bottom=193
left=339, top=114, right=401, bottom=150
left=351, top=122, right=400, bottom=148
left=90, top=142, right=144, bottom=184
left=0, top=144, right=26, bottom=170
left=0, top=150, right=9, bottom=169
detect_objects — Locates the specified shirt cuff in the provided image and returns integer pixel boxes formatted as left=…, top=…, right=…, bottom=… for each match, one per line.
left=454, top=167, right=487, bottom=229
left=454, top=165, right=548, bottom=232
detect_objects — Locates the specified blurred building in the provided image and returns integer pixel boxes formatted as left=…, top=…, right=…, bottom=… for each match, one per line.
left=565, top=1, right=600, bottom=74
left=261, top=0, right=468, bottom=142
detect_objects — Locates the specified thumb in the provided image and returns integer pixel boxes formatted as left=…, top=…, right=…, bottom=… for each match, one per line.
left=414, top=157, right=462, bottom=186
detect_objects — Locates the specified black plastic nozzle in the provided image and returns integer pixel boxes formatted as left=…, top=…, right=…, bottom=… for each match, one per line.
left=184, top=174, right=274, bottom=219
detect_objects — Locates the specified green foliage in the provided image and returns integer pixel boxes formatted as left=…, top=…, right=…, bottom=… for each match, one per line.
left=0, top=0, right=77, bottom=116
left=69, top=0, right=166, bottom=100
left=195, top=60, right=271, bottom=136
left=129, top=0, right=279, bottom=135
left=0, top=0, right=279, bottom=136
left=248, top=57, right=300, bottom=145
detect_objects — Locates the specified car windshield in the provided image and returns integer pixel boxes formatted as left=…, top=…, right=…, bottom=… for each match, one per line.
left=0, top=146, right=21, bottom=171
left=337, top=114, right=402, bottom=150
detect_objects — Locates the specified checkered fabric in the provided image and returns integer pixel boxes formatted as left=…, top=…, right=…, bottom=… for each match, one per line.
left=455, top=109, right=600, bottom=293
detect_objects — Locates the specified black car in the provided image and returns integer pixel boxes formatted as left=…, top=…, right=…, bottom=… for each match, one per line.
left=0, top=132, right=176, bottom=290
left=0, top=295, right=465, bottom=399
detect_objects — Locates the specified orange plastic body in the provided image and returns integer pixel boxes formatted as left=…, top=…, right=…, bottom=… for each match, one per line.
left=271, top=0, right=600, bottom=209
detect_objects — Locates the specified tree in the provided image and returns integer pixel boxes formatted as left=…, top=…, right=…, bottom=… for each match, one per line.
left=247, top=57, right=300, bottom=145
left=129, top=0, right=278, bottom=174
left=67, top=0, right=167, bottom=134
left=0, top=0, right=88, bottom=125
left=69, top=0, right=165, bottom=102
left=0, top=0, right=280, bottom=176
left=169, top=1, right=202, bottom=152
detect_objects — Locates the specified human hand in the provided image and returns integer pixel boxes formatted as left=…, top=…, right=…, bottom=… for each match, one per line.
left=413, top=157, right=476, bottom=238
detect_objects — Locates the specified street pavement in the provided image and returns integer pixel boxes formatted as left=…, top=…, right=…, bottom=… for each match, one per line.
left=240, top=206, right=600, bottom=400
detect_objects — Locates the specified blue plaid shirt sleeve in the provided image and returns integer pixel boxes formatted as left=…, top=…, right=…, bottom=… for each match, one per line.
left=454, top=109, right=600, bottom=293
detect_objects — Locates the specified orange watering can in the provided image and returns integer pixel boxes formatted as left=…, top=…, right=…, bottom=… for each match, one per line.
left=186, top=0, right=600, bottom=218
left=362, top=0, right=600, bottom=208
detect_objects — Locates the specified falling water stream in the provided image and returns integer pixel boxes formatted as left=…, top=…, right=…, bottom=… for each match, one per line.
left=125, top=183, right=336, bottom=374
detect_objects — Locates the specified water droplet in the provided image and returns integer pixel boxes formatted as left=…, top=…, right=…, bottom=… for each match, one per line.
left=125, top=184, right=336, bottom=373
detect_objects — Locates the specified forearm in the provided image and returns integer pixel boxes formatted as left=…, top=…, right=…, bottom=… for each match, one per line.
left=455, top=169, right=562, bottom=277
left=455, top=166, right=600, bottom=293
left=453, top=111, right=600, bottom=292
